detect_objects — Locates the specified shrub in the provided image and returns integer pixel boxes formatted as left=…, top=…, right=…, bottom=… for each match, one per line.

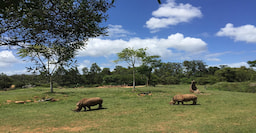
left=207, top=82, right=256, bottom=93
left=0, top=73, right=13, bottom=90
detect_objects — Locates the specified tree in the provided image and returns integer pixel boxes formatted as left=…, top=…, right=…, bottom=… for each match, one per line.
left=53, top=66, right=68, bottom=87
left=18, top=44, right=77, bottom=92
left=89, top=63, right=102, bottom=85
left=248, top=60, right=256, bottom=68
left=1, top=0, right=113, bottom=92
left=103, top=66, right=132, bottom=85
left=66, top=67, right=82, bottom=87
left=81, top=67, right=90, bottom=85
left=183, top=60, right=207, bottom=77
left=0, top=73, right=13, bottom=90
left=215, top=67, right=236, bottom=82
left=114, top=47, right=147, bottom=91
left=139, top=55, right=161, bottom=86
left=1, top=0, right=113, bottom=47
left=82, top=67, right=90, bottom=75
left=207, top=66, right=220, bottom=75
left=154, top=62, right=183, bottom=84
left=101, top=68, right=111, bottom=75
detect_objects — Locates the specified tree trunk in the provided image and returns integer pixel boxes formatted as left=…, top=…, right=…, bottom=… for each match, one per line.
left=132, top=65, right=135, bottom=91
left=50, top=74, right=54, bottom=93
left=146, top=77, right=149, bottom=87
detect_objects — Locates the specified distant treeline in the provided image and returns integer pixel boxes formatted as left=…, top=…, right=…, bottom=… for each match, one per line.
left=1, top=60, right=256, bottom=90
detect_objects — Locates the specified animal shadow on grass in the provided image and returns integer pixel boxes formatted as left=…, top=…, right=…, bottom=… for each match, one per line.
left=73, top=107, right=107, bottom=112
left=81, top=107, right=108, bottom=112
left=87, top=107, right=107, bottom=111
left=173, top=103, right=201, bottom=106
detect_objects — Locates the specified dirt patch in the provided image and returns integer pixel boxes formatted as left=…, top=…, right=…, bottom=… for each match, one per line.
left=249, top=83, right=256, bottom=87
left=48, top=121, right=99, bottom=132
left=50, top=126, right=92, bottom=132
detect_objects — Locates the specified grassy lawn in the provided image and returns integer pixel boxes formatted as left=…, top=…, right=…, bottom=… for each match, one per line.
left=0, top=85, right=255, bottom=133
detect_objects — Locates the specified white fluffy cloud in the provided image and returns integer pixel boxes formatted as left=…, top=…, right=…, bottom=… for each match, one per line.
left=216, top=23, right=256, bottom=43
left=211, top=62, right=249, bottom=68
left=0, top=50, right=20, bottom=67
left=77, top=33, right=207, bottom=59
left=205, top=51, right=232, bottom=62
left=107, top=24, right=134, bottom=38
left=146, top=0, right=202, bottom=32
left=228, top=62, right=249, bottom=68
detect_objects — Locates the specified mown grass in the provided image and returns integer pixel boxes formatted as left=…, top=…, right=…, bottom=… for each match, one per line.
left=0, top=85, right=255, bottom=133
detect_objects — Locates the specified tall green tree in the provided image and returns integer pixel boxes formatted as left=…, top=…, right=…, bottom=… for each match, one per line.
left=138, top=55, right=161, bottom=86
left=215, top=67, right=236, bottom=82
left=154, top=62, right=183, bottom=84
left=0, top=73, right=13, bottom=90
left=114, top=47, right=147, bottom=91
left=89, top=63, right=102, bottom=85
left=18, top=44, right=77, bottom=92
left=183, top=60, right=207, bottom=77
left=1, top=0, right=113, bottom=92
left=248, top=60, right=256, bottom=68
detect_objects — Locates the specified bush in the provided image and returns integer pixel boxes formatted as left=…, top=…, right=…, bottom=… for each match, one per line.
left=165, top=76, right=180, bottom=84
left=207, top=82, right=256, bottom=93
left=196, top=76, right=218, bottom=85
left=180, top=77, right=193, bottom=84
left=0, top=73, right=13, bottom=90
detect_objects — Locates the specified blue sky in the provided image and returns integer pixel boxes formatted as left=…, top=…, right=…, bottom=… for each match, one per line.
left=1, top=0, right=256, bottom=75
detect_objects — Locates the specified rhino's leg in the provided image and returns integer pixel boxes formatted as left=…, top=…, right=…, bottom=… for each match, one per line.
left=193, top=100, right=197, bottom=105
left=98, top=103, right=102, bottom=109
left=87, top=106, right=91, bottom=110
left=83, top=106, right=87, bottom=111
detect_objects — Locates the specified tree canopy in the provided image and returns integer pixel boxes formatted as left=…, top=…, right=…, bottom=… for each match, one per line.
left=114, top=47, right=147, bottom=90
left=1, top=0, right=113, bottom=92
left=0, top=0, right=113, bottom=47
left=114, top=47, right=161, bottom=90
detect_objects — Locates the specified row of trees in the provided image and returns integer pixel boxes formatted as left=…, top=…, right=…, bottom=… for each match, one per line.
left=0, top=0, right=254, bottom=92
left=1, top=60, right=256, bottom=90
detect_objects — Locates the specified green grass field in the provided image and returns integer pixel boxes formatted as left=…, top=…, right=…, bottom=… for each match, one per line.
left=0, top=85, right=255, bottom=133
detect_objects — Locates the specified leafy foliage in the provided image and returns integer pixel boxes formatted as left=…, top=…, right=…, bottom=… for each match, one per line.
left=2, top=59, right=256, bottom=93
left=114, top=47, right=148, bottom=90
left=1, top=0, right=113, bottom=92
left=0, top=73, right=13, bottom=90
left=1, top=0, right=113, bottom=47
